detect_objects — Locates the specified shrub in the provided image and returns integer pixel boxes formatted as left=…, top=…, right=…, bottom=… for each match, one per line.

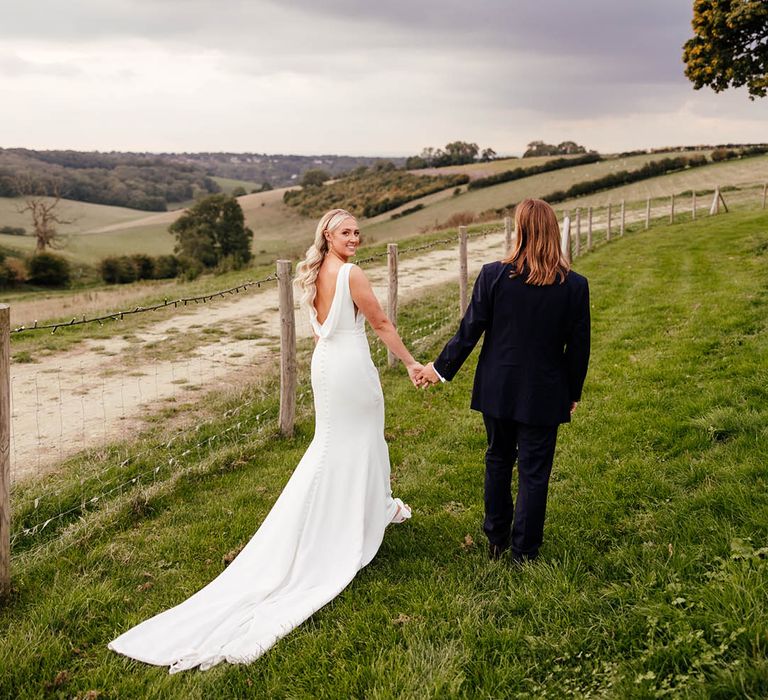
left=0, top=252, right=27, bottom=287
left=130, top=254, right=155, bottom=280
left=390, top=203, right=425, bottom=220
left=152, top=255, right=180, bottom=279
left=444, top=211, right=476, bottom=228
left=231, top=186, right=247, bottom=197
left=711, top=148, right=738, bottom=162
left=100, top=256, right=138, bottom=284
left=27, top=251, right=71, bottom=287
left=0, top=226, right=26, bottom=236
left=3, top=257, right=28, bottom=284
left=177, top=255, right=203, bottom=281
left=301, top=169, right=331, bottom=188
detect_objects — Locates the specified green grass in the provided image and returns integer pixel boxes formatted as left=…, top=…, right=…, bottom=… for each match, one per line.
left=0, top=196, right=149, bottom=234
left=211, top=176, right=265, bottom=194
left=2, top=210, right=768, bottom=697
left=411, top=154, right=595, bottom=179
left=557, top=154, right=768, bottom=209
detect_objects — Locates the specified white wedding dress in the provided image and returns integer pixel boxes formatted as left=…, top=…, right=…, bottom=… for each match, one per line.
left=108, top=263, right=410, bottom=673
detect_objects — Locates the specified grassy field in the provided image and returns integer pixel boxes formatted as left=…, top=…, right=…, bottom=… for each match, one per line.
left=557, top=154, right=768, bottom=209
left=1, top=210, right=767, bottom=697
left=411, top=154, right=591, bottom=179
left=212, top=176, right=265, bottom=194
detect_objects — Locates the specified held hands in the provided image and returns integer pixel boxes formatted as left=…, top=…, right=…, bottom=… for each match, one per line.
left=414, top=362, right=441, bottom=388
left=406, top=362, right=427, bottom=388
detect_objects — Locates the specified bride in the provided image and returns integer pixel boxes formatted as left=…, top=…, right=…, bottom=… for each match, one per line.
left=108, top=208, right=423, bottom=673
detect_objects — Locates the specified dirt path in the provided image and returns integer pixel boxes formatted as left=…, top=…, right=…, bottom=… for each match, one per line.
left=10, top=231, right=512, bottom=483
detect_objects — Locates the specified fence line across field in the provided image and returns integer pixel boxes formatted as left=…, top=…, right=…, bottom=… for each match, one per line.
left=1, top=181, right=766, bottom=595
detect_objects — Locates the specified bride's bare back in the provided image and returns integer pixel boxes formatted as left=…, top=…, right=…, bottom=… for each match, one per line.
left=313, top=261, right=344, bottom=326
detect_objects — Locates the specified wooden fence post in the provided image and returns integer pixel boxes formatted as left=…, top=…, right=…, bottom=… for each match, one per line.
left=587, top=207, right=593, bottom=252
left=645, top=197, right=651, bottom=230
left=692, top=190, right=696, bottom=221
left=0, top=304, right=10, bottom=598
left=710, top=186, right=720, bottom=215
left=277, top=260, right=297, bottom=437
left=670, top=194, right=675, bottom=224
left=504, top=216, right=513, bottom=255
left=387, top=244, right=399, bottom=368
left=458, top=226, right=468, bottom=314
left=561, top=215, right=571, bottom=262
left=606, top=203, right=612, bottom=242
left=762, top=183, right=767, bottom=210
left=575, top=208, right=581, bottom=257
left=620, top=200, right=625, bottom=236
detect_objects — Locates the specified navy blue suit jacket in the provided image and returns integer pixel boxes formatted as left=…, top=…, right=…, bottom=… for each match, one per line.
left=434, top=261, right=590, bottom=425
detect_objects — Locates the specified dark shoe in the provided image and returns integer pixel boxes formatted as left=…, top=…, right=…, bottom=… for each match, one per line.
left=488, top=541, right=510, bottom=561
left=510, top=550, right=538, bottom=566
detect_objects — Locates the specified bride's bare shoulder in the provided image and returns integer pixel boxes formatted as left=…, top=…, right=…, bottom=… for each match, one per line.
left=348, top=263, right=371, bottom=288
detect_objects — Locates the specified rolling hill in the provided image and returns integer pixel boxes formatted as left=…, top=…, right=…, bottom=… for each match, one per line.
left=2, top=149, right=767, bottom=272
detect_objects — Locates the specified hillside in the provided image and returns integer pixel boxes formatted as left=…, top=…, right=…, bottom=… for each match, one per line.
left=2, top=149, right=766, bottom=274
left=283, top=165, right=469, bottom=218
left=363, top=150, right=709, bottom=239
left=0, top=149, right=406, bottom=211
left=0, top=149, right=220, bottom=211
left=2, top=210, right=767, bottom=697
left=555, top=153, right=768, bottom=209
left=411, top=153, right=590, bottom=180
left=168, top=152, right=406, bottom=188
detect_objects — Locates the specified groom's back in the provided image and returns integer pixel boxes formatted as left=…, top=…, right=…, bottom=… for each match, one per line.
left=474, top=261, right=590, bottom=424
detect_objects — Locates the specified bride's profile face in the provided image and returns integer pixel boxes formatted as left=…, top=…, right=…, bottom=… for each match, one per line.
left=326, top=217, right=360, bottom=260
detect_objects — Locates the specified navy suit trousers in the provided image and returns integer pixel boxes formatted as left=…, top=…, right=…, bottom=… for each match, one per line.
left=482, top=415, right=558, bottom=558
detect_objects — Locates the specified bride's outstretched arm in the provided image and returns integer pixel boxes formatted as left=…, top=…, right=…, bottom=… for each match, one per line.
left=349, top=265, right=423, bottom=383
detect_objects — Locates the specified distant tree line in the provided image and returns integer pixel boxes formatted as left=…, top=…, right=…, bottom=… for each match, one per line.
left=283, top=162, right=469, bottom=218
left=467, top=153, right=602, bottom=191
left=406, top=142, right=497, bottom=170
left=100, top=254, right=180, bottom=284
left=0, top=149, right=220, bottom=211
left=159, top=153, right=406, bottom=189
left=523, top=141, right=588, bottom=158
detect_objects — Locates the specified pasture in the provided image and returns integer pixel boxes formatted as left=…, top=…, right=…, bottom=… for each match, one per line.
left=364, top=150, right=714, bottom=239
left=557, top=153, right=768, bottom=209
left=410, top=153, right=590, bottom=179
left=1, top=209, right=767, bottom=697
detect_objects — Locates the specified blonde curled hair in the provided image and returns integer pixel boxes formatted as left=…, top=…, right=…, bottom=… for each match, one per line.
left=295, top=208, right=356, bottom=308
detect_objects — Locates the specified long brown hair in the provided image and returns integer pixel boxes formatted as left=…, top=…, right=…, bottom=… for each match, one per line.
left=503, top=198, right=570, bottom=285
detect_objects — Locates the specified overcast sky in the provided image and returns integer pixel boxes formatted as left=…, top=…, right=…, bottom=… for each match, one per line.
left=1, top=0, right=766, bottom=156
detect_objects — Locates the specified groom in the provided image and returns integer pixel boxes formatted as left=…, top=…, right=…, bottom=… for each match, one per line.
left=417, top=199, right=590, bottom=563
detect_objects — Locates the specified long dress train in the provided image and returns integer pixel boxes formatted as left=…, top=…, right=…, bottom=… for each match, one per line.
left=108, top=262, right=409, bottom=672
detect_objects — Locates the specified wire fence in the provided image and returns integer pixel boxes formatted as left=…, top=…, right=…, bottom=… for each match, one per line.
left=1, top=181, right=767, bottom=590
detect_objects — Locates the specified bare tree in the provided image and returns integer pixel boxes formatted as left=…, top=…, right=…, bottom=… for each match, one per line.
left=14, top=176, right=72, bottom=251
